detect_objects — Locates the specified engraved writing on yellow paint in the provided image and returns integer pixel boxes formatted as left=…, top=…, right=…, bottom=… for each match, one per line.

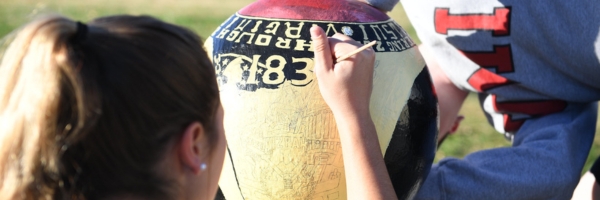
left=284, top=22, right=304, bottom=38
left=234, top=19, right=252, bottom=31
left=294, top=39, right=313, bottom=51
left=221, top=106, right=346, bottom=199
left=214, top=16, right=415, bottom=52
left=374, top=41, right=385, bottom=51
left=238, top=32, right=257, bottom=44
left=290, top=57, right=313, bottom=86
left=257, top=137, right=342, bottom=151
left=265, top=21, right=280, bottom=35
left=263, top=55, right=287, bottom=85
left=250, top=20, right=263, bottom=33
left=247, top=55, right=261, bottom=84
left=214, top=53, right=315, bottom=90
left=275, top=37, right=292, bottom=49
left=370, top=24, right=386, bottom=40
left=382, top=24, right=398, bottom=39
left=255, top=34, right=272, bottom=46
left=325, top=23, right=339, bottom=35
left=359, top=24, right=369, bottom=41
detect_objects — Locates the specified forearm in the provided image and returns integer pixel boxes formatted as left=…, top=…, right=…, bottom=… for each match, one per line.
left=309, top=24, right=395, bottom=199
left=334, top=112, right=397, bottom=200
left=420, top=44, right=468, bottom=136
left=415, top=102, right=597, bottom=200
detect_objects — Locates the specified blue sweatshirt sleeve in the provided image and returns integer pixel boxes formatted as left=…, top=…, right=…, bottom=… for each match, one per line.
left=363, top=0, right=399, bottom=11
left=415, top=102, right=597, bottom=200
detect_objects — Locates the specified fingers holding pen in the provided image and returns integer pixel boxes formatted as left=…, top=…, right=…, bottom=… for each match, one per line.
left=310, top=25, right=376, bottom=116
left=310, top=25, right=374, bottom=69
left=310, top=25, right=333, bottom=74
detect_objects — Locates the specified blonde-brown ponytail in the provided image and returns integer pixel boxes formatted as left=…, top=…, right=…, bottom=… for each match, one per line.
left=0, top=15, right=84, bottom=199
left=0, top=14, right=219, bottom=199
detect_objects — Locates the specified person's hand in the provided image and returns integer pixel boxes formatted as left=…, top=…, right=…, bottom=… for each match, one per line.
left=310, top=25, right=375, bottom=118
left=437, top=115, right=464, bottom=147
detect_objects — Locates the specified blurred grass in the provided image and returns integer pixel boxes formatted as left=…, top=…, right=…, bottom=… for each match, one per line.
left=0, top=0, right=257, bottom=39
left=0, top=0, right=416, bottom=42
left=1, top=0, right=599, bottom=173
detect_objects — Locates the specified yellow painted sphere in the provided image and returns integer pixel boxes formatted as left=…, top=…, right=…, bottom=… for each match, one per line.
left=204, top=1, right=438, bottom=199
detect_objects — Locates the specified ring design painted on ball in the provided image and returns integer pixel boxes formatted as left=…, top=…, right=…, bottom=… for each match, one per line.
left=211, top=14, right=416, bottom=92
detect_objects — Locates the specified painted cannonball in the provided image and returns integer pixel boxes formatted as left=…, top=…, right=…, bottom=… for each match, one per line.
left=204, top=0, right=438, bottom=199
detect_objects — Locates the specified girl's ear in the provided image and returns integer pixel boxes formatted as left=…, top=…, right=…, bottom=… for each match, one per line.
left=179, top=122, right=208, bottom=175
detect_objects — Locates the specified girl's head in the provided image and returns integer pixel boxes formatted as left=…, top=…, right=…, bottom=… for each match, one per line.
left=0, top=15, right=225, bottom=199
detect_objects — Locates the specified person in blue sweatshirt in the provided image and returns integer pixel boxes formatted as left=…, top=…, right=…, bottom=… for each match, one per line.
left=361, top=0, right=600, bottom=199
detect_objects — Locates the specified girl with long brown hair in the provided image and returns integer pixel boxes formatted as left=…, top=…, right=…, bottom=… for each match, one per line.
left=0, top=15, right=225, bottom=199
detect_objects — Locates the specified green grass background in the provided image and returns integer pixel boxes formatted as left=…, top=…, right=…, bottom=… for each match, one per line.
left=1, top=0, right=599, bottom=173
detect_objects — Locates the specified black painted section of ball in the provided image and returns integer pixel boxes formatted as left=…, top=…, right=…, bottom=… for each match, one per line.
left=384, top=67, right=438, bottom=199
left=214, top=188, right=226, bottom=200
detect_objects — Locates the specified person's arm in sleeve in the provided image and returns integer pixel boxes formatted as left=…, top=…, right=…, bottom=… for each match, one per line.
left=415, top=102, right=597, bottom=200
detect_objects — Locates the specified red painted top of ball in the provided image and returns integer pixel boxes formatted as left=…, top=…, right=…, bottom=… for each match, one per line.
left=238, top=0, right=389, bottom=22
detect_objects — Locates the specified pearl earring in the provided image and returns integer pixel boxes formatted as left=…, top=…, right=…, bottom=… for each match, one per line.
left=200, top=163, right=207, bottom=171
